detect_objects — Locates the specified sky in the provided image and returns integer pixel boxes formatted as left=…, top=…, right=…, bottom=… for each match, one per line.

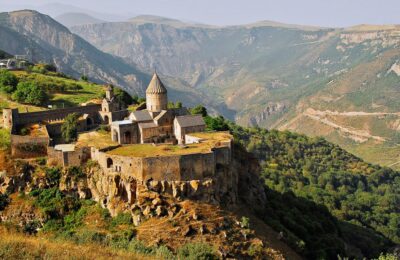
left=1, top=0, right=400, bottom=27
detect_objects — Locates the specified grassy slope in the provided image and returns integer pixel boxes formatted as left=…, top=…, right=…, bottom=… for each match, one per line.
left=12, top=71, right=105, bottom=108
left=0, top=227, right=148, bottom=260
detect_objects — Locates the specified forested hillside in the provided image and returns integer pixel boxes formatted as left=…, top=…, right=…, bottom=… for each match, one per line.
left=201, top=111, right=399, bottom=258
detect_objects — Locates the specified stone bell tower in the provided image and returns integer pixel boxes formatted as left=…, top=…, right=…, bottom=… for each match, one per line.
left=146, top=73, right=168, bottom=113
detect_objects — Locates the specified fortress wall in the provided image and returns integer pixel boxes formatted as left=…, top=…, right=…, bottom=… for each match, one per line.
left=92, top=146, right=231, bottom=183
left=213, top=146, right=232, bottom=166
left=15, top=104, right=101, bottom=125
left=141, top=156, right=182, bottom=181
left=11, top=134, right=49, bottom=158
left=94, top=149, right=143, bottom=180
left=179, top=153, right=215, bottom=180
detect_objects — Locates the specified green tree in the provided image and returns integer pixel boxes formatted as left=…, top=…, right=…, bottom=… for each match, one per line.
left=11, top=82, right=48, bottom=105
left=61, top=113, right=79, bottom=143
left=190, top=105, right=208, bottom=117
left=113, top=87, right=133, bottom=107
left=0, top=69, right=18, bottom=93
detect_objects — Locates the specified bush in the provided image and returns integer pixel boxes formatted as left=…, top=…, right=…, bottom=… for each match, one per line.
left=0, top=193, right=10, bottom=210
left=11, top=81, right=48, bottom=105
left=190, top=105, right=208, bottom=117
left=0, top=128, right=10, bottom=150
left=110, top=212, right=133, bottom=227
left=20, top=127, right=30, bottom=136
left=23, top=221, right=40, bottom=235
left=35, top=157, right=47, bottom=166
left=127, top=239, right=155, bottom=255
left=45, top=167, right=61, bottom=187
left=177, top=243, right=218, bottom=260
left=240, top=216, right=250, bottom=229
left=0, top=69, right=18, bottom=93
left=113, top=87, right=133, bottom=108
left=66, top=166, right=85, bottom=180
left=155, top=245, right=175, bottom=259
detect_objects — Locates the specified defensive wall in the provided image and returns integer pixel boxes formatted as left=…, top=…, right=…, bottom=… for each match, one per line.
left=91, top=140, right=232, bottom=183
left=4, top=104, right=101, bottom=130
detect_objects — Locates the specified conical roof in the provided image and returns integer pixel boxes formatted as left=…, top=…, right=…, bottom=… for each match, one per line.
left=146, top=73, right=167, bottom=94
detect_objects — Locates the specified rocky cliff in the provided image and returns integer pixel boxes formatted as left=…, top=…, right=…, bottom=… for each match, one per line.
left=0, top=147, right=298, bottom=259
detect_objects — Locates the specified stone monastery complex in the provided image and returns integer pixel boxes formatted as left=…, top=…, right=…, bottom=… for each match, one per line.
left=3, top=73, right=234, bottom=186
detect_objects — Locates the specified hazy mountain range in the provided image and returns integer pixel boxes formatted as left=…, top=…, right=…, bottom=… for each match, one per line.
left=2, top=9, right=400, bottom=168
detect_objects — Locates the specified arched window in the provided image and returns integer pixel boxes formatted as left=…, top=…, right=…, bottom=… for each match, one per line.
left=86, top=117, right=93, bottom=126
left=104, top=115, right=109, bottom=124
left=107, top=158, right=113, bottom=168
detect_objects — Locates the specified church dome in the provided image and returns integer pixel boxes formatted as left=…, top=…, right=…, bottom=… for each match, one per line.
left=146, top=73, right=167, bottom=94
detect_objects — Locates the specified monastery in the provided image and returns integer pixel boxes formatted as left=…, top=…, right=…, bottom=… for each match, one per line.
left=3, top=73, right=233, bottom=185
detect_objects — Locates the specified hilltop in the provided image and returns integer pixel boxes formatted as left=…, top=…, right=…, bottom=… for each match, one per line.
left=55, top=12, right=106, bottom=27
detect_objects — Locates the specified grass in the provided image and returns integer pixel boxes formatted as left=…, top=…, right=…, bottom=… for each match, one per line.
left=107, top=143, right=211, bottom=157
left=76, top=130, right=118, bottom=149
left=12, top=71, right=105, bottom=108
left=0, top=226, right=148, bottom=260
left=107, top=132, right=231, bottom=157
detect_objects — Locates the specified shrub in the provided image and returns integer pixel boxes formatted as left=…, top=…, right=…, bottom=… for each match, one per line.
left=190, top=105, right=208, bottom=117
left=0, top=69, right=18, bottom=93
left=11, top=81, right=48, bottom=105
left=177, top=243, right=218, bottom=260
left=45, top=167, right=61, bottom=187
left=127, top=239, right=155, bottom=255
left=61, top=113, right=79, bottom=143
left=23, top=221, right=40, bottom=235
left=0, top=128, right=10, bottom=150
left=0, top=193, right=10, bottom=210
left=240, top=216, right=250, bottom=229
left=66, top=166, right=85, bottom=180
left=20, top=127, right=30, bottom=136
left=155, top=245, right=175, bottom=259
left=35, top=157, right=47, bottom=166
left=110, top=212, right=133, bottom=227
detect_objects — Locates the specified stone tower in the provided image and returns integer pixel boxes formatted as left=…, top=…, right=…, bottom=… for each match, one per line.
left=105, top=85, right=114, bottom=100
left=146, top=73, right=168, bottom=112
left=3, top=108, right=19, bottom=131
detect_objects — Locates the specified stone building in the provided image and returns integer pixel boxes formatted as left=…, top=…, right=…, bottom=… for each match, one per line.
left=111, top=72, right=206, bottom=145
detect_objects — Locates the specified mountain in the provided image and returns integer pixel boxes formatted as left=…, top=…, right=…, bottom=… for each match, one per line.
left=0, top=11, right=215, bottom=109
left=55, top=13, right=105, bottom=27
left=71, top=17, right=400, bottom=169
left=35, top=3, right=134, bottom=22
left=0, top=10, right=150, bottom=96
left=0, top=49, right=11, bottom=59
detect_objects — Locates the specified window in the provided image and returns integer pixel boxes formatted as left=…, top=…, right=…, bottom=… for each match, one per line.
left=107, top=158, right=113, bottom=168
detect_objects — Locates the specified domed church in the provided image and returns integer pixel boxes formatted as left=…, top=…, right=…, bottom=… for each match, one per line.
left=110, top=73, right=206, bottom=144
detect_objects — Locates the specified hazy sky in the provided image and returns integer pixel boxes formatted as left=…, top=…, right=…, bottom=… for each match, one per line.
left=1, top=0, right=400, bottom=27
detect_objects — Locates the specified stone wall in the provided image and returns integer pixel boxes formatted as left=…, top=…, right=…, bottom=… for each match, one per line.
left=11, top=104, right=101, bottom=127
left=11, top=134, right=49, bottom=158
left=91, top=141, right=232, bottom=183
left=48, top=146, right=91, bottom=167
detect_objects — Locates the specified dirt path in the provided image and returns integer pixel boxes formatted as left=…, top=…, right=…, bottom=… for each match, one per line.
left=280, top=108, right=389, bottom=143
